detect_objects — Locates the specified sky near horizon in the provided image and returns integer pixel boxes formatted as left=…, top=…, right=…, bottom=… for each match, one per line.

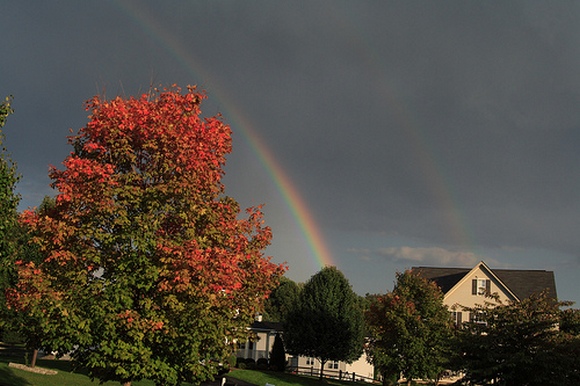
left=2, top=1, right=580, bottom=304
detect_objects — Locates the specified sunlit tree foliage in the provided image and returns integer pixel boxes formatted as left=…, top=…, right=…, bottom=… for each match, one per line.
left=8, top=87, right=285, bottom=386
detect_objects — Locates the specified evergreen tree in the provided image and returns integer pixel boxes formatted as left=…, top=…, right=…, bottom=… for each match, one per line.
left=269, top=333, right=286, bottom=371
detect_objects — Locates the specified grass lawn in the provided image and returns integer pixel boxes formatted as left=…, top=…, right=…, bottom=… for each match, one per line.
left=228, top=369, right=365, bottom=386
left=0, top=343, right=157, bottom=386
left=0, top=348, right=158, bottom=386
left=0, top=344, right=369, bottom=386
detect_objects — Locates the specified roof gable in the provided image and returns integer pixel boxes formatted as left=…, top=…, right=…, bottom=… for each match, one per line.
left=412, top=261, right=557, bottom=302
left=446, top=261, right=519, bottom=302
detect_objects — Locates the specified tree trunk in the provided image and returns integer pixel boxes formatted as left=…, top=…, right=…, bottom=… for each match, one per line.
left=319, top=359, right=325, bottom=380
left=381, top=371, right=389, bottom=386
left=30, top=349, right=38, bottom=368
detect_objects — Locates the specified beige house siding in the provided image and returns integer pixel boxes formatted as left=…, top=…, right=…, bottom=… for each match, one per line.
left=345, top=353, right=374, bottom=380
left=444, top=263, right=516, bottom=325
left=289, top=353, right=374, bottom=381
left=444, top=263, right=516, bottom=309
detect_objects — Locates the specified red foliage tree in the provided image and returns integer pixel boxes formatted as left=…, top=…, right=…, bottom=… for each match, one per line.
left=8, top=86, right=285, bottom=386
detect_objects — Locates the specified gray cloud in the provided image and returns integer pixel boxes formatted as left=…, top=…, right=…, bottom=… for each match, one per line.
left=377, top=246, right=482, bottom=267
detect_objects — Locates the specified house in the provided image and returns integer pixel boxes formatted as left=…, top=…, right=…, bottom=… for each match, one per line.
left=288, top=351, right=374, bottom=382
left=235, top=316, right=375, bottom=382
left=235, top=318, right=283, bottom=362
left=413, top=260, right=557, bottom=326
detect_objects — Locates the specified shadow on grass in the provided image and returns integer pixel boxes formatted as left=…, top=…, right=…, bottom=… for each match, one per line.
left=0, top=343, right=85, bottom=386
left=36, top=359, right=85, bottom=374
left=0, top=366, right=32, bottom=386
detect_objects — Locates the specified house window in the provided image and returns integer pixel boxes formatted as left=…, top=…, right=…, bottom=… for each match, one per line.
left=306, top=357, right=315, bottom=366
left=328, top=361, right=339, bottom=369
left=469, top=312, right=486, bottom=325
left=472, top=278, right=490, bottom=296
left=452, top=311, right=463, bottom=327
left=248, top=341, right=254, bottom=350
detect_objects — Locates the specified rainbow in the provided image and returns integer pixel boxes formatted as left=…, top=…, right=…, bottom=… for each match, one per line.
left=327, top=7, right=475, bottom=250
left=228, top=104, right=336, bottom=270
left=111, top=0, right=336, bottom=269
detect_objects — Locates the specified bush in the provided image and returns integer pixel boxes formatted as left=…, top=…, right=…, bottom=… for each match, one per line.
left=2, top=328, right=24, bottom=344
left=257, top=360, right=269, bottom=369
left=245, top=358, right=256, bottom=369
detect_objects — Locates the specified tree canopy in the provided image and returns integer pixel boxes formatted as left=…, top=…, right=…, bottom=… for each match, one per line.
left=263, top=276, right=300, bottom=322
left=0, top=96, right=19, bottom=265
left=8, top=87, right=285, bottom=386
left=284, top=266, right=365, bottom=379
left=365, top=270, right=452, bottom=386
left=0, top=95, right=21, bottom=334
left=454, top=291, right=580, bottom=386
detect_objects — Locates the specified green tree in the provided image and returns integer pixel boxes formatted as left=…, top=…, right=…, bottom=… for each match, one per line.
left=269, top=333, right=286, bottom=372
left=263, top=276, right=301, bottom=322
left=284, top=266, right=365, bottom=379
left=365, top=270, right=452, bottom=386
left=0, top=95, right=21, bottom=336
left=561, top=307, right=580, bottom=336
left=455, top=292, right=580, bottom=386
left=8, top=87, right=284, bottom=386
left=0, top=96, right=14, bottom=128
left=9, top=197, right=55, bottom=367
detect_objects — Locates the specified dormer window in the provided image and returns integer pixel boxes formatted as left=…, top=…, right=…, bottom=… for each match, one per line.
left=472, top=278, right=490, bottom=296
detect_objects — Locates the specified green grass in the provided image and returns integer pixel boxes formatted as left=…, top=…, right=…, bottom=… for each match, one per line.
left=0, top=353, right=157, bottom=386
left=0, top=345, right=367, bottom=386
left=0, top=344, right=158, bottom=386
left=228, top=369, right=361, bottom=386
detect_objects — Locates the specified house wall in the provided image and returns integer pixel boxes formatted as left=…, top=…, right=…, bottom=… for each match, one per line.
left=290, top=356, right=344, bottom=372
left=288, top=353, right=374, bottom=382
left=444, top=264, right=517, bottom=324
left=344, top=352, right=374, bottom=380
left=236, top=329, right=277, bottom=361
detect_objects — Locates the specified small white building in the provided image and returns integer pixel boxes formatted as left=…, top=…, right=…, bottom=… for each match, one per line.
left=235, top=317, right=375, bottom=382
left=235, top=319, right=283, bottom=361
left=288, top=352, right=374, bottom=382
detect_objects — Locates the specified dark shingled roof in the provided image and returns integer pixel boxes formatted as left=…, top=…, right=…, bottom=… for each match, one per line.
left=250, top=320, right=283, bottom=332
left=412, top=267, right=470, bottom=294
left=493, top=269, right=557, bottom=300
left=412, top=264, right=557, bottom=301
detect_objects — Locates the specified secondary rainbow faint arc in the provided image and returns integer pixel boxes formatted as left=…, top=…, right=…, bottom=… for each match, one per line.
left=327, top=7, right=475, bottom=250
left=112, top=0, right=336, bottom=269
